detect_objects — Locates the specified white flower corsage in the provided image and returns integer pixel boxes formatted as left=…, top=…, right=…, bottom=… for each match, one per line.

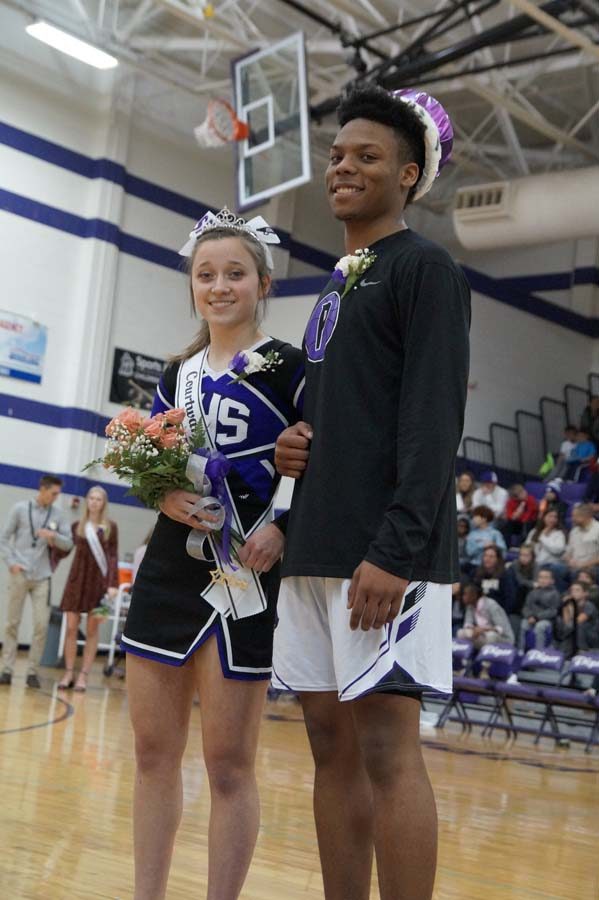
left=230, top=349, right=283, bottom=383
left=332, top=248, right=377, bottom=298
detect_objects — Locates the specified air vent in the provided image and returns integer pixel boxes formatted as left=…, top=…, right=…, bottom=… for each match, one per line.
left=452, top=167, right=599, bottom=250
left=454, top=181, right=511, bottom=221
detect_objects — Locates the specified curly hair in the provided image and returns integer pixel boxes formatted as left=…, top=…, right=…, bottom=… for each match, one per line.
left=336, top=84, right=427, bottom=204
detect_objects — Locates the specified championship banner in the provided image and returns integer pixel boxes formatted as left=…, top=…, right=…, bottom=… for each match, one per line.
left=110, top=348, right=165, bottom=411
left=0, top=310, right=48, bottom=384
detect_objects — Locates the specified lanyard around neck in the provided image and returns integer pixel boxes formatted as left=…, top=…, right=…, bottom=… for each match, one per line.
left=29, top=502, right=52, bottom=547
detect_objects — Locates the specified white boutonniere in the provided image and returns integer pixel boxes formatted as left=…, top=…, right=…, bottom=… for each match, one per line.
left=331, top=248, right=377, bottom=298
left=229, top=349, right=283, bottom=383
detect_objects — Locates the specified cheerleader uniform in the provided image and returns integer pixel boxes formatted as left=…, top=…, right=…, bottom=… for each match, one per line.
left=122, top=336, right=304, bottom=679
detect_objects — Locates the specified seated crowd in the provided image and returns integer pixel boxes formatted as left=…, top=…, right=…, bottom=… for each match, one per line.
left=454, top=467, right=599, bottom=663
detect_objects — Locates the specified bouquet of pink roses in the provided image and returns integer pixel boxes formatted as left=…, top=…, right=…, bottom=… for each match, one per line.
left=86, top=407, right=206, bottom=509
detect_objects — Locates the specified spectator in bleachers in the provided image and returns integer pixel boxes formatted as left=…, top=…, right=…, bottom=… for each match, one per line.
left=457, top=516, right=470, bottom=568
left=501, top=483, right=538, bottom=545
left=457, top=582, right=515, bottom=648
left=463, top=506, right=507, bottom=570
left=503, top=544, right=537, bottom=618
left=565, top=503, right=599, bottom=580
left=543, top=425, right=578, bottom=480
left=554, top=581, right=599, bottom=657
left=583, top=469, right=599, bottom=516
left=474, top=546, right=510, bottom=612
left=580, top=396, right=599, bottom=444
left=563, top=429, right=596, bottom=481
left=526, top=509, right=568, bottom=589
left=456, top=471, right=476, bottom=515
left=451, top=582, right=465, bottom=635
left=471, top=471, right=508, bottom=520
left=518, top=568, right=561, bottom=651
left=537, top=481, right=567, bottom=523
left=575, top=569, right=599, bottom=614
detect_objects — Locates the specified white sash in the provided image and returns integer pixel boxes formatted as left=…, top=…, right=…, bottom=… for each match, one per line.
left=176, top=350, right=268, bottom=620
left=85, top=521, right=108, bottom=578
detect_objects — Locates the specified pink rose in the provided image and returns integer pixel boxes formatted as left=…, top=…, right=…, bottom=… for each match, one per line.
left=164, top=408, right=186, bottom=425
left=143, top=418, right=164, bottom=440
left=118, top=407, right=145, bottom=434
left=159, top=430, right=180, bottom=449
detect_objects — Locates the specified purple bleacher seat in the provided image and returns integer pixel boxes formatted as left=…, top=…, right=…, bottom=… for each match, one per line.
left=560, top=483, right=587, bottom=504
left=520, top=648, right=565, bottom=672
left=452, top=638, right=474, bottom=671
left=475, top=642, right=518, bottom=679
left=567, top=651, right=599, bottom=677
left=525, top=481, right=546, bottom=501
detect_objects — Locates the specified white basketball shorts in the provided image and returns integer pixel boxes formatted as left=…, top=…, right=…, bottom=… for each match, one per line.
left=272, top=576, right=452, bottom=701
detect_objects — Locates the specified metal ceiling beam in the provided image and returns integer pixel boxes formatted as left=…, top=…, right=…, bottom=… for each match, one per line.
left=118, top=0, right=156, bottom=41
left=310, top=0, right=570, bottom=118
left=376, top=0, right=568, bottom=86
left=467, top=80, right=599, bottom=159
left=506, top=0, right=599, bottom=61
left=468, top=12, right=530, bottom=176
left=129, top=36, right=236, bottom=51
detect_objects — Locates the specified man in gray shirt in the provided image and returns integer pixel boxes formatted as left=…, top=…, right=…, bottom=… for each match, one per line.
left=0, top=475, right=73, bottom=688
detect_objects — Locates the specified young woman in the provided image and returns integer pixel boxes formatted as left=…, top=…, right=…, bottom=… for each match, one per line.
left=58, top=486, right=119, bottom=691
left=526, top=508, right=568, bottom=588
left=456, top=471, right=476, bottom=514
left=121, top=209, right=304, bottom=900
left=474, top=545, right=509, bottom=611
left=503, top=544, right=537, bottom=617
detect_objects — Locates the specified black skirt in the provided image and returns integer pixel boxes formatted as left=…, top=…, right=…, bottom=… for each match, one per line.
left=121, top=514, right=279, bottom=680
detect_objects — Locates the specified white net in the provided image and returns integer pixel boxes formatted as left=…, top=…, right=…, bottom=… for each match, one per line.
left=193, top=117, right=228, bottom=149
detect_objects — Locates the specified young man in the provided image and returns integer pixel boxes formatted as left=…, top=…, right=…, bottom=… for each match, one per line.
left=272, top=86, right=470, bottom=900
left=0, top=475, right=72, bottom=688
left=471, top=470, right=508, bottom=520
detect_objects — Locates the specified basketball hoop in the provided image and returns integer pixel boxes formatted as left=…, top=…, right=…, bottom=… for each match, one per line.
left=193, top=98, right=250, bottom=148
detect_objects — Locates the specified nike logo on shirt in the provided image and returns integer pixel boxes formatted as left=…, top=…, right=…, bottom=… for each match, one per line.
left=360, top=279, right=381, bottom=287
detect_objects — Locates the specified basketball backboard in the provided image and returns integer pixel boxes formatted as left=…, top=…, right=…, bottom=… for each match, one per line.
left=233, top=32, right=311, bottom=210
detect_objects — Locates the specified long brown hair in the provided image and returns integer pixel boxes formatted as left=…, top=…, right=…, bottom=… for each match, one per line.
left=170, top=226, right=272, bottom=364
left=76, top=486, right=111, bottom=539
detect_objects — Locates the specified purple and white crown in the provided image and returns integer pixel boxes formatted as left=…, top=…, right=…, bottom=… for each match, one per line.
left=392, top=90, right=454, bottom=200
left=178, top=206, right=280, bottom=270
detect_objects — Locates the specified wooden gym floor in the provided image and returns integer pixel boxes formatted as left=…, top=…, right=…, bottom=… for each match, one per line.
left=0, top=657, right=598, bottom=900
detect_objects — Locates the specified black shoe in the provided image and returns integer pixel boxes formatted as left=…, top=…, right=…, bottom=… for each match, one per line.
left=26, top=673, right=41, bottom=689
left=0, top=671, right=11, bottom=686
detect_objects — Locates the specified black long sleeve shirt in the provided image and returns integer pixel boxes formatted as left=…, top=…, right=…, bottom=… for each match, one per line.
left=282, top=229, right=471, bottom=583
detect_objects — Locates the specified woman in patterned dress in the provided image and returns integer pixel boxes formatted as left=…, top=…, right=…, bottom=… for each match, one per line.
left=58, top=486, right=118, bottom=691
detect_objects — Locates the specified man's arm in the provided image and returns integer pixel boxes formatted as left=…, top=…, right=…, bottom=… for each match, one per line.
left=0, top=505, right=21, bottom=569
left=365, top=261, right=470, bottom=580
left=349, top=261, right=470, bottom=630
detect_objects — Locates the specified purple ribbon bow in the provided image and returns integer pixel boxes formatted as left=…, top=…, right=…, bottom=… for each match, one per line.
left=194, top=448, right=236, bottom=567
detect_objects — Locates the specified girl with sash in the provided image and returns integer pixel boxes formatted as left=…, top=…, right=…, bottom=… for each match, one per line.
left=58, top=486, right=119, bottom=691
left=121, top=208, right=304, bottom=900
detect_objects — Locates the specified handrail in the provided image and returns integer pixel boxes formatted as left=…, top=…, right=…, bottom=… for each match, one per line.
left=490, top=422, right=522, bottom=474
left=515, top=409, right=545, bottom=476
left=463, top=437, right=494, bottom=466
left=462, top=374, right=597, bottom=482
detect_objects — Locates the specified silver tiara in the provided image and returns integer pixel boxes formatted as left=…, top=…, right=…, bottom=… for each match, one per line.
left=178, top=206, right=280, bottom=270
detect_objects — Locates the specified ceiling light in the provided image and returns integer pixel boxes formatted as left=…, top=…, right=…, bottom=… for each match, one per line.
left=26, top=21, right=118, bottom=70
